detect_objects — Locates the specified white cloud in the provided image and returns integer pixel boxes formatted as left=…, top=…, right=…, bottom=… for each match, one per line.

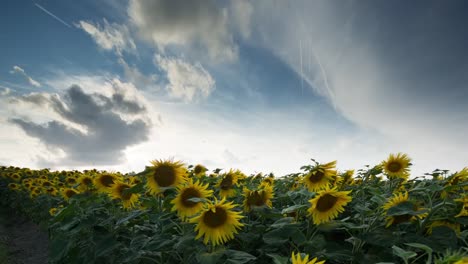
left=247, top=1, right=468, bottom=175
left=155, top=55, right=215, bottom=102
left=76, top=19, right=136, bottom=56
left=229, top=0, right=253, bottom=39
left=118, top=57, right=158, bottom=90
left=10, top=66, right=41, bottom=87
left=128, top=0, right=238, bottom=62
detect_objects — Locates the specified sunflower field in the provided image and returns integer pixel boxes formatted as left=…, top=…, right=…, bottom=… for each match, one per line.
left=0, top=153, right=467, bottom=264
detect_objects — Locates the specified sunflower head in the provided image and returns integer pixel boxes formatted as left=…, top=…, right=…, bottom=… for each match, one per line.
left=146, top=159, right=187, bottom=195
left=193, top=164, right=208, bottom=177
left=308, top=187, right=352, bottom=225
left=454, top=194, right=468, bottom=217
left=78, top=175, right=94, bottom=191
left=66, top=177, right=78, bottom=186
left=8, top=183, right=20, bottom=191
left=291, top=252, right=326, bottom=264
left=190, top=198, right=244, bottom=246
left=217, top=170, right=240, bottom=198
left=94, top=173, right=120, bottom=192
left=303, top=161, right=337, bottom=192
left=243, top=186, right=274, bottom=212
left=382, top=192, right=427, bottom=227
left=61, top=188, right=79, bottom=201
left=109, top=182, right=139, bottom=209
left=171, top=179, right=213, bottom=220
left=10, top=173, right=21, bottom=181
left=45, top=187, right=58, bottom=196
left=382, top=153, right=411, bottom=180
left=340, top=170, right=355, bottom=185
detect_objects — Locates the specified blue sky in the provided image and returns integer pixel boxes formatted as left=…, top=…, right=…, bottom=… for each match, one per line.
left=1, top=0, right=467, bottom=176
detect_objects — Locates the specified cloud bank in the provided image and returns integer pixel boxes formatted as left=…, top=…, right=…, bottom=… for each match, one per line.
left=8, top=80, right=151, bottom=166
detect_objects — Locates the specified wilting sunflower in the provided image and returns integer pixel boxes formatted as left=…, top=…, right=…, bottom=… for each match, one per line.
left=308, top=187, right=352, bottom=225
left=146, top=159, right=187, bottom=195
left=427, top=220, right=461, bottom=235
left=109, top=182, right=139, bottom=209
left=243, top=186, right=274, bottom=212
left=190, top=198, right=244, bottom=246
left=217, top=170, right=240, bottom=198
left=78, top=175, right=94, bottom=191
left=94, top=173, right=120, bottom=192
left=291, top=252, right=326, bottom=264
left=382, top=153, right=411, bottom=180
left=382, top=192, right=427, bottom=227
left=171, top=179, right=213, bottom=220
left=193, top=164, right=208, bottom=177
left=303, top=161, right=337, bottom=192
left=61, top=188, right=79, bottom=201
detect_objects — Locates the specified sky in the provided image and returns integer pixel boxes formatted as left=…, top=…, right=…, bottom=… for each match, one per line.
left=0, top=0, right=467, bottom=177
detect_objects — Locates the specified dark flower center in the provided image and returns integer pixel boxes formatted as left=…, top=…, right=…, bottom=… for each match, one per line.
left=309, top=170, right=325, bottom=183
left=65, top=190, right=77, bottom=198
left=153, top=165, right=176, bottom=187
left=387, top=162, right=402, bottom=173
left=181, top=187, right=201, bottom=208
left=316, top=194, right=338, bottom=212
left=194, top=165, right=204, bottom=174
left=247, top=191, right=266, bottom=207
left=117, top=184, right=132, bottom=200
left=100, top=175, right=115, bottom=187
left=220, top=175, right=233, bottom=190
left=203, top=207, right=228, bottom=228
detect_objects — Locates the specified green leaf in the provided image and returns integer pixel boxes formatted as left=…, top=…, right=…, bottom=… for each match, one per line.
left=386, top=201, right=426, bottom=216
left=196, top=249, right=225, bottom=264
left=404, top=243, right=432, bottom=264
left=281, top=204, right=308, bottom=214
left=116, top=210, right=146, bottom=225
left=270, top=217, right=294, bottom=228
left=266, top=254, right=289, bottom=264
left=123, top=183, right=145, bottom=195
left=225, top=250, right=256, bottom=264
left=187, top=197, right=205, bottom=203
left=392, top=245, right=417, bottom=264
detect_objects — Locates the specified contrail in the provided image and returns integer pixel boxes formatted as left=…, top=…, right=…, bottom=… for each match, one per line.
left=34, top=3, right=71, bottom=28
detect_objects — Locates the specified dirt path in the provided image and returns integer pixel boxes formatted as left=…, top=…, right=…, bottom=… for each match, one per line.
left=0, top=208, right=48, bottom=264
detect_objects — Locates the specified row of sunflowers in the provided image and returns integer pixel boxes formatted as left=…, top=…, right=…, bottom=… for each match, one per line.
left=0, top=153, right=467, bottom=263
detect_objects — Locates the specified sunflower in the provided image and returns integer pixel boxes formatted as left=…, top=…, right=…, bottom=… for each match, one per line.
left=427, top=220, right=461, bottom=235
left=41, top=180, right=54, bottom=188
left=447, top=168, right=468, bottom=186
left=171, top=179, right=213, bottom=220
left=217, top=170, right=240, bottom=198
left=193, top=164, right=208, bottom=177
left=190, top=198, right=244, bottom=246
left=308, top=187, right=352, bottom=225
left=78, top=175, right=94, bottom=191
left=49, top=207, right=59, bottom=216
left=382, top=192, right=427, bottom=227
left=8, top=183, right=20, bottom=191
left=146, top=159, right=187, bottom=195
left=94, top=173, right=120, bottom=192
left=382, top=153, right=411, bottom=180
left=243, top=186, right=273, bottom=212
left=454, top=195, right=468, bottom=217
left=45, top=187, right=58, bottom=196
left=109, top=182, right=139, bottom=209
left=61, top=188, right=79, bottom=201
left=303, top=161, right=337, bottom=192
left=259, top=177, right=274, bottom=188
left=10, top=173, right=21, bottom=181
left=340, top=170, right=355, bottom=185
left=291, top=252, right=326, bottom=264
left=66, top=177, right=78, bottom=186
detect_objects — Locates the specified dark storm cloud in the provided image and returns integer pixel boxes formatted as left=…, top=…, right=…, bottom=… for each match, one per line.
left=9, top=85, right=151, bottom=165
